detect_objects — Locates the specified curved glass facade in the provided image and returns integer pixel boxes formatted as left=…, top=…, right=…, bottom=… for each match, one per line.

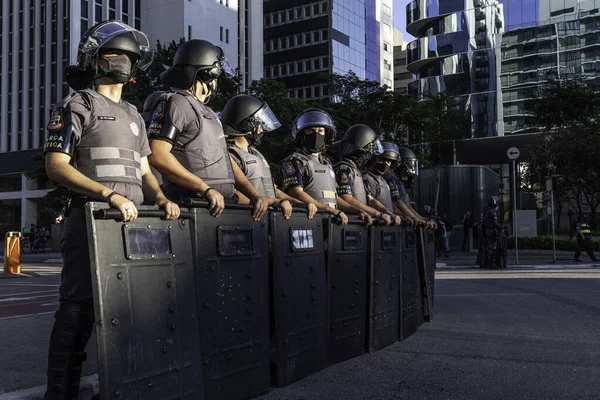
left=406, top=0, right=505, bottom=138
left=499, top=1, right=600, bottom=134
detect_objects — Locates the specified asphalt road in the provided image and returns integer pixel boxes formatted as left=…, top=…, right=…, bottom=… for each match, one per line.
left=256, top=269, right=600, bottom=400
left=1, top=268, right=599, bottom=400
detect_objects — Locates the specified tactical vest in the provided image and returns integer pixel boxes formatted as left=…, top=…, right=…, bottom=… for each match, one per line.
left=580, top=223, right=592, bottom=235
left=157, top=90, right=235, bottom=198
left=334, top=158, right=368, bottom=204
left=290, top=151, right=338, bottom=209
left=228, top=144, right=276, bottom=198
left=483, top=207, right=498, bottom=230
left=365, top=172, right=394, bottom=212
left=65, top=89, right=143, bottom=192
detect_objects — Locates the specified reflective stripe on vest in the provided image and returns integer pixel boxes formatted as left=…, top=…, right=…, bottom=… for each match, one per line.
left=289, top=151, right=338, bottom=209
left=74, top=90, right=144, bottom=189
left=580, top=223, right=592, bottom=234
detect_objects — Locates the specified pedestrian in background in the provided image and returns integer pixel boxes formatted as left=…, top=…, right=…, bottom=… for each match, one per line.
left=462, top=211, right=473, bottom=252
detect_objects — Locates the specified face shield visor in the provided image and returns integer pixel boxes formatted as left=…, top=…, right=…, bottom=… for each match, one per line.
left=79, top=21, right=154, bottom=71
left=253, top=104, right=281, bottom=132
left=405, top=159, right=419, bottom=177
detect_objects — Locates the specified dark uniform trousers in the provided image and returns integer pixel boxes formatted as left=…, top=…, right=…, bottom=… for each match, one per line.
left=575, top=236, right=598, bottom=262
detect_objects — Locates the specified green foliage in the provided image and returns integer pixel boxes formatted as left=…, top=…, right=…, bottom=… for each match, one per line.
left=505, top=235, right=600, bottom=251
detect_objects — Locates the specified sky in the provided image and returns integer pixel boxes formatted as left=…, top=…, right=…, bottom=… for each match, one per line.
left=393, top=0, right=415, bottom=43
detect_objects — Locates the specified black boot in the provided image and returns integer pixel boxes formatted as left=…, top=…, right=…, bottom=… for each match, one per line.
left=45, top=301, right=94, bottom=400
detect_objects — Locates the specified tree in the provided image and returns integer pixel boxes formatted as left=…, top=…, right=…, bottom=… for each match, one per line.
left=526, top=77, right=600, bottom=229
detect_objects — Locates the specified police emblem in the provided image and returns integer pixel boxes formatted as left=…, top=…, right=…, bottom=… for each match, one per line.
left=47, top=110, right=63, bottom=131
left=339, top=172, right=349, bottom=184
left=283, top=161, right=295, bottom=175
left=152, top=101, right=165, bottom=120
left=130, top=122, right=139, bottom=136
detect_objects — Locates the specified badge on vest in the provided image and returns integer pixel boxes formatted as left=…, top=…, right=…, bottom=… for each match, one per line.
left=130, top=122, right=139, bottom=136
left=47, top=110, right=63, bottom=131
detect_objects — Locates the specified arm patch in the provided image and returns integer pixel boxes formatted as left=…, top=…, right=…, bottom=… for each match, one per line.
left=148, top=96, right=181, bottom=146
left=43, top=108, right=77, bottom=157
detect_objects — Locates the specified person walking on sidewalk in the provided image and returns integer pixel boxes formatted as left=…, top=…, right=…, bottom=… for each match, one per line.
left=574, top=215, right=598, bottom=262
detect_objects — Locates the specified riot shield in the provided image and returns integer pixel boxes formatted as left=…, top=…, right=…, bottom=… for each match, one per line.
left=270, top=210, right=327, bottom=387
left=416, top=228, right=434, bottom=322
left=326, top=217, right=369, bottom=365
left=424, top=228, right=436, bottom=311
left=399, top=226, right=423, bottom=341
left=86, top=203, right=204, bottom=400
left=186, top=200, right=270, bottom=400
left=367, top=223, right=401, bottom=352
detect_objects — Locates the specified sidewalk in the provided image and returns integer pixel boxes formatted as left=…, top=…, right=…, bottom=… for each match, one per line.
left=435, top=249, right=600, bottom=269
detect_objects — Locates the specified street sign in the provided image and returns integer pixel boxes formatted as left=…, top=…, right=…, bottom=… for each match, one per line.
left=507, top=146, right=520, bottom=160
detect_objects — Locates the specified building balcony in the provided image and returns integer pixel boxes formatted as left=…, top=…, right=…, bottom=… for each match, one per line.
left=406, top=0, right=464, bottom=36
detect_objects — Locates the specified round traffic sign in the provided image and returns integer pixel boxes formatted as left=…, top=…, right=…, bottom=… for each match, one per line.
left=507, top=146, right=520, bottom=160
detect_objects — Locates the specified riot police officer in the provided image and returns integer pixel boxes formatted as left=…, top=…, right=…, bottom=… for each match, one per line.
left=334, top=125, right=393, bottom=224
left=482, top=196, right=503, bottom=269
left=146, top=39, right=271, bottom=220
left=220, top=94, right=316, bottom=218
left=362, top=142, right=403, bottom=224
left=574, top=215, right=598, bottom=262
left=393, top=146, right=436, bottom=229
left=43, top=21, right=180, bottom=399
left=281, top=109, right=373, bottom=224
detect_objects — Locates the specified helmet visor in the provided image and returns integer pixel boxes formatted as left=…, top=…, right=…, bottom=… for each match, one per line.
left=80, top=21, right=154, bottom=70
left=295, top=110, right=335, bottom=132
left=406, top=159, right=419, bottom=176
left=373, top=138, right=384, bottom=155
left=254, top=104, right=281, bottom=132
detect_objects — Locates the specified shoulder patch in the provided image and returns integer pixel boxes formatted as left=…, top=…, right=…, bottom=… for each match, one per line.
left=47, top=109, right=64, bottom=131
left=130, top=122, right=139, bottom=136
left=282, top=161, right=295, bottom=175
left=152, top=101, right=165, bottom=120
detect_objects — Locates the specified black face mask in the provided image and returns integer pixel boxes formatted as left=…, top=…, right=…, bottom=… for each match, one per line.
left=247, top=130, right=263, bottom=147
left=302, top=133, right=326, bottom=153
left=351, top=150, right=373, bottom=169
left=373, top=162, right=390, bottom=175
left=97, top=54, right=133, bottom=84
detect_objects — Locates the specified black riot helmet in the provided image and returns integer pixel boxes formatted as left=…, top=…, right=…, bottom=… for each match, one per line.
left=220, top=95, right=281, bottom=145
left=486, top=196, right=499, bottom=209
left=160, top=39, right=236, bottom=89
left=379, top=142, right=401, bottom=164
left=339, top=124, right=383, bottom=168
left=65, top=20, right=153, bottom=90
left=292, top=108, right=337, bottom=146
left=397, top=146, right=419, bottom=186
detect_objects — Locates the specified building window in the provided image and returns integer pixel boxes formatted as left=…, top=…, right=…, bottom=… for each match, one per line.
left=264, top=15, right=270, bottom=27
left=382, top=4, right=391, bottom=16
left=295, top=7, right=302, bottom=18
left=226, top=0, right=229, bottom=6
left=321, top=29, right=328, bottom=41
left=188, top=25, right=192, bottom=40
left=265, top=40, right=271, bottom=52
left=220, top=26, right=223, bottom=41
left=226, top=29, right=229, bottom=43
left=304, top=5, right=310, bottom=17
left=305, top=32, right=311, bottom=44
left=383, top=23, right=391, bottom=34
left=314, top=86, right=321, bottom=98
left=313, top=31, right=319, bottom=42
left=383, top=42, right=391, bottom=52
left=384, top=59, right=392, bottom=70
left=383, top=78, right=392, bottom=87
left=296, top=34, right=302, bottom=46
left=321, top=1, right=328, bottom=13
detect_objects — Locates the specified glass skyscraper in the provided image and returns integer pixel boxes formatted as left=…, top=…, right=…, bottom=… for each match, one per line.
left=406, top=0, right=505, bottom=138
left=500, top=0, right=600, bottom=134
left=263, top=0, right=395, bottom=100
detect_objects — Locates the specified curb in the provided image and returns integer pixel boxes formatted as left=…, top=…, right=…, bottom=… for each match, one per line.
left=435, top=263, right=600, bottom=270
left=0, top=374, right=98, bottom=400
left=0, top=272, right=33, bottom=279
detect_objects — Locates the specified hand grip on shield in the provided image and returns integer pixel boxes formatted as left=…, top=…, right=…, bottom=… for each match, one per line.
left=93, top=209, right=193, bottom=220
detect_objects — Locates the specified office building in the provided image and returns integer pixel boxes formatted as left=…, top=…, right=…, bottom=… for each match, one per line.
left=263, top=0, right=395, bottom=100
left=406, top=0, right=505, bottom=138
left=143, top=0, right=264, bottom=90
left=0, top=1, right=142, bottom=231
left=393, top=29, right=411, bottom=93
left=500, top=0, right=600, bottom=134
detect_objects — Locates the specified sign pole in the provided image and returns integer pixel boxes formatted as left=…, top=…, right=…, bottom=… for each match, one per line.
left=550, top=183, right=557, bottom=262
left=512, top=159, right=519, bottom=265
